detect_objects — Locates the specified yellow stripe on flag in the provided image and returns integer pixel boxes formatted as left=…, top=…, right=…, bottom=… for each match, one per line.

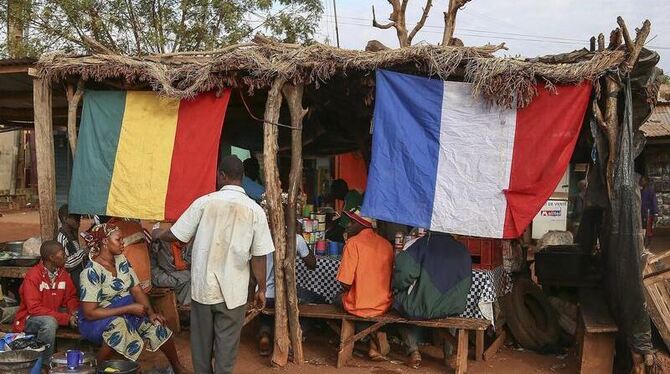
left=107, top=92, right=180, bottom=220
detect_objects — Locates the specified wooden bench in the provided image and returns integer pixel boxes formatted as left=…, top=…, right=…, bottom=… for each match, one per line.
left=0, top=323, right=82, bottom=340
left=577, top=288, right=618, bottom=374
left=264, top=304, right=491, bottom=373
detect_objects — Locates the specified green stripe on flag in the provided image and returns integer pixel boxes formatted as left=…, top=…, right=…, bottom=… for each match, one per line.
left=69, top=90, right=126, bottom=216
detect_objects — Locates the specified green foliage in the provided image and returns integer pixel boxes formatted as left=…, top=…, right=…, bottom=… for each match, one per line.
left=2, top=0, right=323, bottom=56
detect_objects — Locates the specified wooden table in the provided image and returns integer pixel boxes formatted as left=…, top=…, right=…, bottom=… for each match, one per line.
left=0, top=266, right=30, bottom=279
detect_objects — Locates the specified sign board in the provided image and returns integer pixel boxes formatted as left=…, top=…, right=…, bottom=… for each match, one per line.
left=532, top=199, right=568, bottom=239
left=550, top=168, right=570, bottom=200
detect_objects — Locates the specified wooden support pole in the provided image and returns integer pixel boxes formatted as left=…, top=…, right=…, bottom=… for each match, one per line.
left=264, top=77, right=290, bottom=367
left=597, top=33, right=605, bottom=51
left=281, top=83, right=308, bottom=364
left=33, top=77, right=57, bottom=240
left=65, top=80, right=85, bottom=157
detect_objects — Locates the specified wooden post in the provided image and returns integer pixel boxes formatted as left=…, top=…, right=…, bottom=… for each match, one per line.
left=33, top=75, right=57, bottom=240
left=281, top=83, right=308, bottom=364
left=65, top=80, right=85, bottom=157
left=263, top=78, right=290, bottom=367
left=337, top=319, right=356, bottom=368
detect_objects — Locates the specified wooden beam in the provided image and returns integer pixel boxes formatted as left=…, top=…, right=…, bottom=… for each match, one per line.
left=264, top=77, right=289, bottom=367
left=281, top=83, right=307, bottom=364
left=65, top=81, right=85, bottom=156
left=33, top=77, right=57, bottom=240
left=0, top=64, right=32, bottom=74
left=483, top=330, right=506, bottom=361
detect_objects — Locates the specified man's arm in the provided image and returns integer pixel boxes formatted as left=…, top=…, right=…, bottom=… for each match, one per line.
left=296, top=235, right=316, bottom=270
left=158, top=229, right=181, bottom=243
left=62, top=274, right=80, bottom=314
left=392, top=249, right=420, bottom=292
left=250, top=255, right=267, bottom=309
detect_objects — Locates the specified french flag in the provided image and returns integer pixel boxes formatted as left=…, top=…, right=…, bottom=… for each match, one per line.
left=362, top=70, right=591, bottom=239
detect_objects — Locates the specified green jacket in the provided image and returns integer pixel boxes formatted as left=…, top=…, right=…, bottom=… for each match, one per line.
left=393, top=233, right=472, bottom=320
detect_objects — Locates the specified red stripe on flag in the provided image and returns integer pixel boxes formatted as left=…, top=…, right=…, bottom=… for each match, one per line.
left=164, top=90, right=231, bottom=221
left=502, top=83, right=592, bottom=238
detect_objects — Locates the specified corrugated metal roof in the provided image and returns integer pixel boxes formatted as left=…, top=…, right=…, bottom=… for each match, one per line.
left=641, top=102, right=670, bottom=138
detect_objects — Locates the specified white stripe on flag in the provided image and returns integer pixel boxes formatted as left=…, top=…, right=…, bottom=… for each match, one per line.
left=430, top=81, right=517, bottom=238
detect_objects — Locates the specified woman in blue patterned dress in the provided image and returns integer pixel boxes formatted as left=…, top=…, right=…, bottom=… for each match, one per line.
left=79, top=223, right=190, bottom=373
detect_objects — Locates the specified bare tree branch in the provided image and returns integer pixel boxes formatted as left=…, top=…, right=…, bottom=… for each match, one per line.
left=371, top=5, right=395, bottom=29
left=408, top=0, right=433, bottom=44
left=442, top=0, right=472, bottom=46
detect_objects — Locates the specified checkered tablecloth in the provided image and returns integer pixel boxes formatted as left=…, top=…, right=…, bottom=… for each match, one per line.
left=296, top=257, right=512, bottom=324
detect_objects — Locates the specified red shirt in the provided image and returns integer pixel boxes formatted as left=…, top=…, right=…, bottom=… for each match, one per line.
left=13, top=262, right=80, bottom=332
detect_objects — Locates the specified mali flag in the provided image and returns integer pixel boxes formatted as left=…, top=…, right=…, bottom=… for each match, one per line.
left=69, top=90, right=230, bottom=221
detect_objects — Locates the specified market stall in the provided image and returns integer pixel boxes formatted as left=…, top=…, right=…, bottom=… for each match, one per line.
left=24, top=16, right=664, bottom=371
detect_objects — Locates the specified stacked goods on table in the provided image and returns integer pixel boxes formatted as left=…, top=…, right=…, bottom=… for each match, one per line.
left=301, top=206, right=343, bottom=258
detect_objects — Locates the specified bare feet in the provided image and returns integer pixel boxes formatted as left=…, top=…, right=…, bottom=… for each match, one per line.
left=407, top=350, right=422, bottom=369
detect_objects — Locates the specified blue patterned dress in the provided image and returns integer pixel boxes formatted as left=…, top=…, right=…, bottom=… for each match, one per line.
left=78, top=254, right=172, bottom=361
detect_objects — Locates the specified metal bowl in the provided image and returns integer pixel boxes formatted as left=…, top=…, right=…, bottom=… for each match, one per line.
left=12, top=256, right=40, bottom=267
left=0, top=350, right=41, bottom=371
left=97, top=360, right=139, bottom=374
left=4, top=241, right=25, bottom=253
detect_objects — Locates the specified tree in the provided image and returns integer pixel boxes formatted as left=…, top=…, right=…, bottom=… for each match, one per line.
left=2, top=0, right=323, bottom=56
left=371, top=0, right=473, bottom=48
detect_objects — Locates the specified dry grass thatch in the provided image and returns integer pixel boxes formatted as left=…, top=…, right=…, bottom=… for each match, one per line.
left=35, top=40, right=626, bottom=108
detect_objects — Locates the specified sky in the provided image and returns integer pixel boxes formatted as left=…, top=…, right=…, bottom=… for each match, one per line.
left=315, top=0, right=669, bottom=73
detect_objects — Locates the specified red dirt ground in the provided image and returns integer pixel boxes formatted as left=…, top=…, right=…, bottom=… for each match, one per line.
left=4, top=210, right=670, bottom=373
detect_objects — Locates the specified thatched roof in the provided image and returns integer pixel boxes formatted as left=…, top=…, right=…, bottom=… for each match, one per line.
left=35, top=39, right=626, bottom=108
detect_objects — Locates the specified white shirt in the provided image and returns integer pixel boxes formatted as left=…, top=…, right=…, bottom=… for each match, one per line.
left=265, top=235, right=310, bottom=299
left=171, top=185, right=275, bottom=307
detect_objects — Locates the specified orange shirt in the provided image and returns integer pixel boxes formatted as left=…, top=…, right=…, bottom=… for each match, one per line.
left=336, top=228, right=394, bottom=317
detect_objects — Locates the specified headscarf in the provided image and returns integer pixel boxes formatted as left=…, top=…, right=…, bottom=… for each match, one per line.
left=84, top=223, right=120, bottom=255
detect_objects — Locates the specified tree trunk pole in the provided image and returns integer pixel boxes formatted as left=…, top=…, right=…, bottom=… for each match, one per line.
left=65, top=80, right=85, bottom=157
left=281, top=83, right=308, bottom=364
left=33, top=76, right=57, bottom=240
left=263, top=78, right=290, bottom=367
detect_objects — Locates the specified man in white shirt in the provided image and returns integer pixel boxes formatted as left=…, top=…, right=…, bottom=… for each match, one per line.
left=158, top=155, right=274, bottom=374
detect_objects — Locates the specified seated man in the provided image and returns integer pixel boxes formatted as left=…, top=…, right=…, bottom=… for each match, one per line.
left=392, top=231, right=472, bottom=368
left=56, top=204, right=87, bottom=290
left=258, top=229, right=319, bottom=356
left=335, top=208, right=394, bottom=360
left=13, top=241, right=79, bottom=365
left=150, top=226, right=192, bottom=306
left=242, top=156, right=265, bottom=203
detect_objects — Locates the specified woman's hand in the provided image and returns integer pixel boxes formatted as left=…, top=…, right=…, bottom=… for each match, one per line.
left=126, top=303, right=148, bottom=316
left=149, top=313, right=167, bottom=325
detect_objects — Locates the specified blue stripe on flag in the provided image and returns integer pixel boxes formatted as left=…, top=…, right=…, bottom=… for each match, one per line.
left=361, top=70, right=443, bottom=228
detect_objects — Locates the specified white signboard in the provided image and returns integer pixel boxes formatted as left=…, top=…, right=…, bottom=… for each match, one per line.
left=532, top=199, right=568, bottom=239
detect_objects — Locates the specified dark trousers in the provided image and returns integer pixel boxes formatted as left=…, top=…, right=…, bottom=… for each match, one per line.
left=190, top=300, right=246, bottom=374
